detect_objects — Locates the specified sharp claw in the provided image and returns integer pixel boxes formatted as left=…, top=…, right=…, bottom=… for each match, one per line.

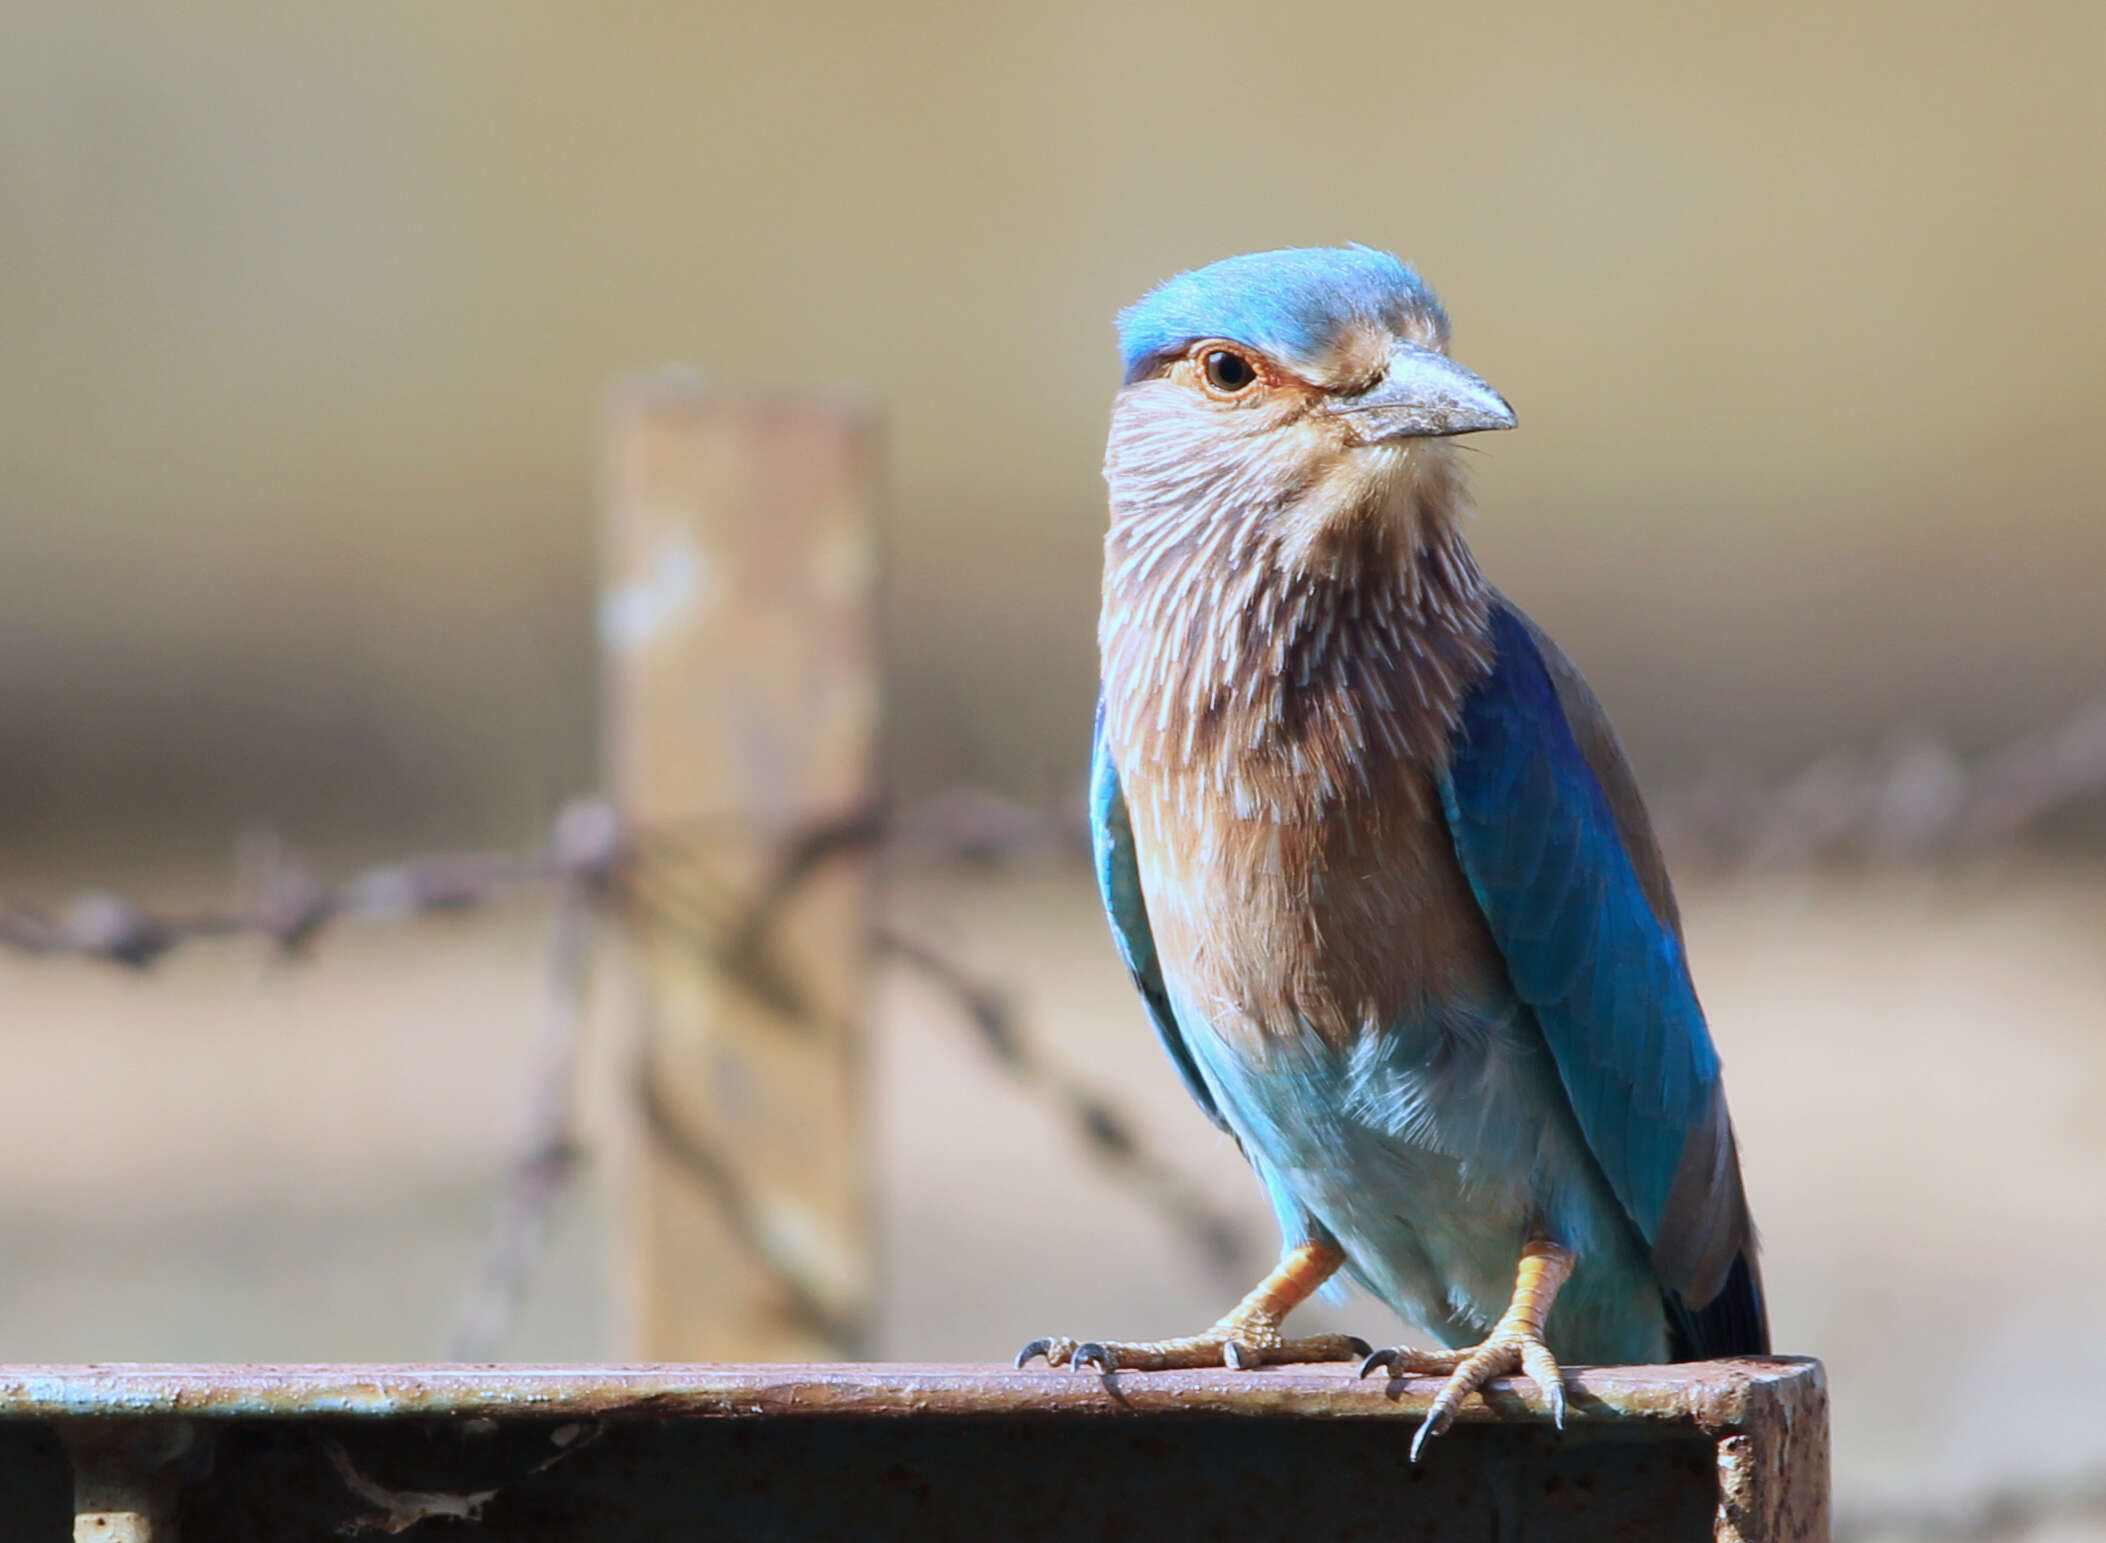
left=1346, top=1335, right=1372, bottom=1358
left=1072, top=1341, right=1115, bottom=1373
left=1547, top=1378, right=1567, bottom=1431
left=1358, top=1347, right=1399, bottom=1380
left=1410, top=1410, right=1448, bottom=1464
left=1015, top=1337, right=1054, bottom=1369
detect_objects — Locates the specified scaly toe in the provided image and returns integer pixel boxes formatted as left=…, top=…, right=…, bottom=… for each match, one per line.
left=1239, top=1332, right=1371, bottom=1368
left=1358, top=1344, right=1465, bottom=1381
left=1402, top=1331, right=1568, bottom=1461
left=1518, top=1338, right=1567, bottom=1428
left=1020, top=1329, right=1370, bottom=1375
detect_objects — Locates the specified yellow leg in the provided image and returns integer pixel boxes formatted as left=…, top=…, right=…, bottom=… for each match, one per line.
left=1017, top=1240, right=1369, bottom=1372
left=1360, top=1238, right=1576, bottom=1461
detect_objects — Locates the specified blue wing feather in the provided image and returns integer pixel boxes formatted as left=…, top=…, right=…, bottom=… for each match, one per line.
left=1440, top=603, right=1763, bottom=1353
left=1090, top=703, right=1229, bottom=1133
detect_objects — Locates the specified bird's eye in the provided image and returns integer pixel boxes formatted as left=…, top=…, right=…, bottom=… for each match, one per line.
left=1202, top=350, right=1257, bottom=393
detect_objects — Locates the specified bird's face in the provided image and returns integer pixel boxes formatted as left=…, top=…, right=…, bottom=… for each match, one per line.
left=1105, top=247, right=1513, bottom=564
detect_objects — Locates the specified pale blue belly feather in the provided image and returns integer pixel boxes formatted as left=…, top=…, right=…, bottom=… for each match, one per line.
left=1167, top=982, right=1669, bottom=1365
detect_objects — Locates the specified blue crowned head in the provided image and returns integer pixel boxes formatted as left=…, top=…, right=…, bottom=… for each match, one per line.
left=1117, top=245, right=1450, bottom=386
left=1102, top=246, right=1514, bottom=556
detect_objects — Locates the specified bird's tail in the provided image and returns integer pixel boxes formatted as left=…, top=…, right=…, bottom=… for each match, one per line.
left=1665, top=1250, right=1769, bottom=1359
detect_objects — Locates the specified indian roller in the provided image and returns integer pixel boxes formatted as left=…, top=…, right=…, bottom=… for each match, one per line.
left=1018, top=246, right=1767, bottom=1458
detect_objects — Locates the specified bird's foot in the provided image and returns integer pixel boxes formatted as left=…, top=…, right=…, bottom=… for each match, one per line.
left=1017, top=1324, right=1369, bottom=1373
left=1358, top=1238, right=1577, bottom=1461
left=1016, top=1239, right=1361, bottom=1373
left=1358, top=1328, right=1565, bottom=1459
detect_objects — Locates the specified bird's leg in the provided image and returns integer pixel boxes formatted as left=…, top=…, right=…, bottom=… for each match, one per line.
left=1359, top=1238, right=1576, bottom=1461
left=1017, top=1239, right=1369, bottom=1373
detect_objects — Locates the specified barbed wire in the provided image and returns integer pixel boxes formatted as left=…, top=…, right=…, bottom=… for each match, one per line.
left=449, top=870, right=599, bottom=1362
left=9, top=686, right=2099, bottom=974
left=0, top=790, right=1251, bottom=1360
left=2, top=688, right=2103, bottom=1387
left=880, top=926, right=1249, bottom=1272
left=0, top=809, right=614, bottom=967
left=1653, top=696, right=2106, bottom=869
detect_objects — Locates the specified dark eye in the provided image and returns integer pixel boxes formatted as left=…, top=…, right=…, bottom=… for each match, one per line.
left=1202, top=350, right=1256, bottom=392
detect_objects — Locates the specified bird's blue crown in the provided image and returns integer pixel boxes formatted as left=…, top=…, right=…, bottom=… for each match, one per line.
left=1116, top=245, right=1445, bottom=383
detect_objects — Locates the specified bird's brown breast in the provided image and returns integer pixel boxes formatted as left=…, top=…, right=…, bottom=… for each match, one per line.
left=1115, top=733, right=1506, bottom=1059
left=1099, top=486, right=1501, bottom=1055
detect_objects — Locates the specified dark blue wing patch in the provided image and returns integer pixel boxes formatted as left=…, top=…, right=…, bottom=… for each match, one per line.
left=1091, top=707, right=1229, bottom=1133
left=1439, top=606, right=1745, bottom=1311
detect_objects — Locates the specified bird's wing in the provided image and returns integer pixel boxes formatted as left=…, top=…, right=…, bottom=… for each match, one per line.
left=1439, top=599, right=1764, bottom=1350
left=1091, top=703, right=1230, bottom=1133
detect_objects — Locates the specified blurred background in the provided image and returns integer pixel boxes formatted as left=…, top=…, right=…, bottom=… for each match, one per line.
left=2, top=1, right=2102, bottom=1537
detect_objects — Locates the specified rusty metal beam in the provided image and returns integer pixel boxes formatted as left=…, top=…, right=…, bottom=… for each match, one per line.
left=2, top=1358, right=1824, bottom=1541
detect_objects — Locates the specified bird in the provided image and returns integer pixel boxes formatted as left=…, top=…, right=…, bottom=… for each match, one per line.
left=1017, top=246, right=1767, bottom=1460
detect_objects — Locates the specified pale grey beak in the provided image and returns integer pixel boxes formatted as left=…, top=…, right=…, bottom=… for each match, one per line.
left=1328, top=343, right=1516, bottom=439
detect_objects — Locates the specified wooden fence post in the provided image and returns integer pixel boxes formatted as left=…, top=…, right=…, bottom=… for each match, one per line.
left=600, top=372, right=879, bottom=1360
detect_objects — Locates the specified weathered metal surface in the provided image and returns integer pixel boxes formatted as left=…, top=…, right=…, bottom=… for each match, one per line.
left=0, top=1357, right=1808, bottom=1425
left=0, top=1359, right=1824, bottom=1541
left=1716, top=1358, right=1831, bottom=1543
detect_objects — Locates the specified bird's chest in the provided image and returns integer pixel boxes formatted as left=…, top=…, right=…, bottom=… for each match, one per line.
left=1121, top=758, right=1504, bottom=1057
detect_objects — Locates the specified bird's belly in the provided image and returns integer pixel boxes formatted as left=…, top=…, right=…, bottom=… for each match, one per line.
left=1127, top=770, right=1665, bottom=1360
left=1167, top=982, right=1667, bottom=1363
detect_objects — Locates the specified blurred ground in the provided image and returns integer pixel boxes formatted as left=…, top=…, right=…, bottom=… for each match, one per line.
left=0, top=856, right=2101, bottom=1534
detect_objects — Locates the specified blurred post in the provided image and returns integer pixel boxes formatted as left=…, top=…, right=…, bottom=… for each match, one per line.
left=601, top=372, right=879, bottom=1360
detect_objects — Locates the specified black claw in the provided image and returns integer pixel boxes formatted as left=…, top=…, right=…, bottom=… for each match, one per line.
left=1359, top=1347, right=1401, bottom=1380
left=1346, top=1335, right=1373, bottom=1358
left=1548, top=1380, right=1567, bottom=1432
left=1410, top=1411, right=1450, bottom=1464
left=1015, top=1338, right=1055, bottom=1369
left=1223, top=1341, right=1250, bottom=1370
left=1072, top=1342, right=1115, bottom=1373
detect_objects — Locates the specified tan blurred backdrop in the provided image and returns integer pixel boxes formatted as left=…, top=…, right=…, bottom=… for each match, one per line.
left=3, top=0, right=2102, bottom=860
left=4, top=3, right=2105, bottom=1535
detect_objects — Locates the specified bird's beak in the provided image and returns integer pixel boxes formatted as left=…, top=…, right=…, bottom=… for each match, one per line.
left=1328, top=343, right=1516, bottom=440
